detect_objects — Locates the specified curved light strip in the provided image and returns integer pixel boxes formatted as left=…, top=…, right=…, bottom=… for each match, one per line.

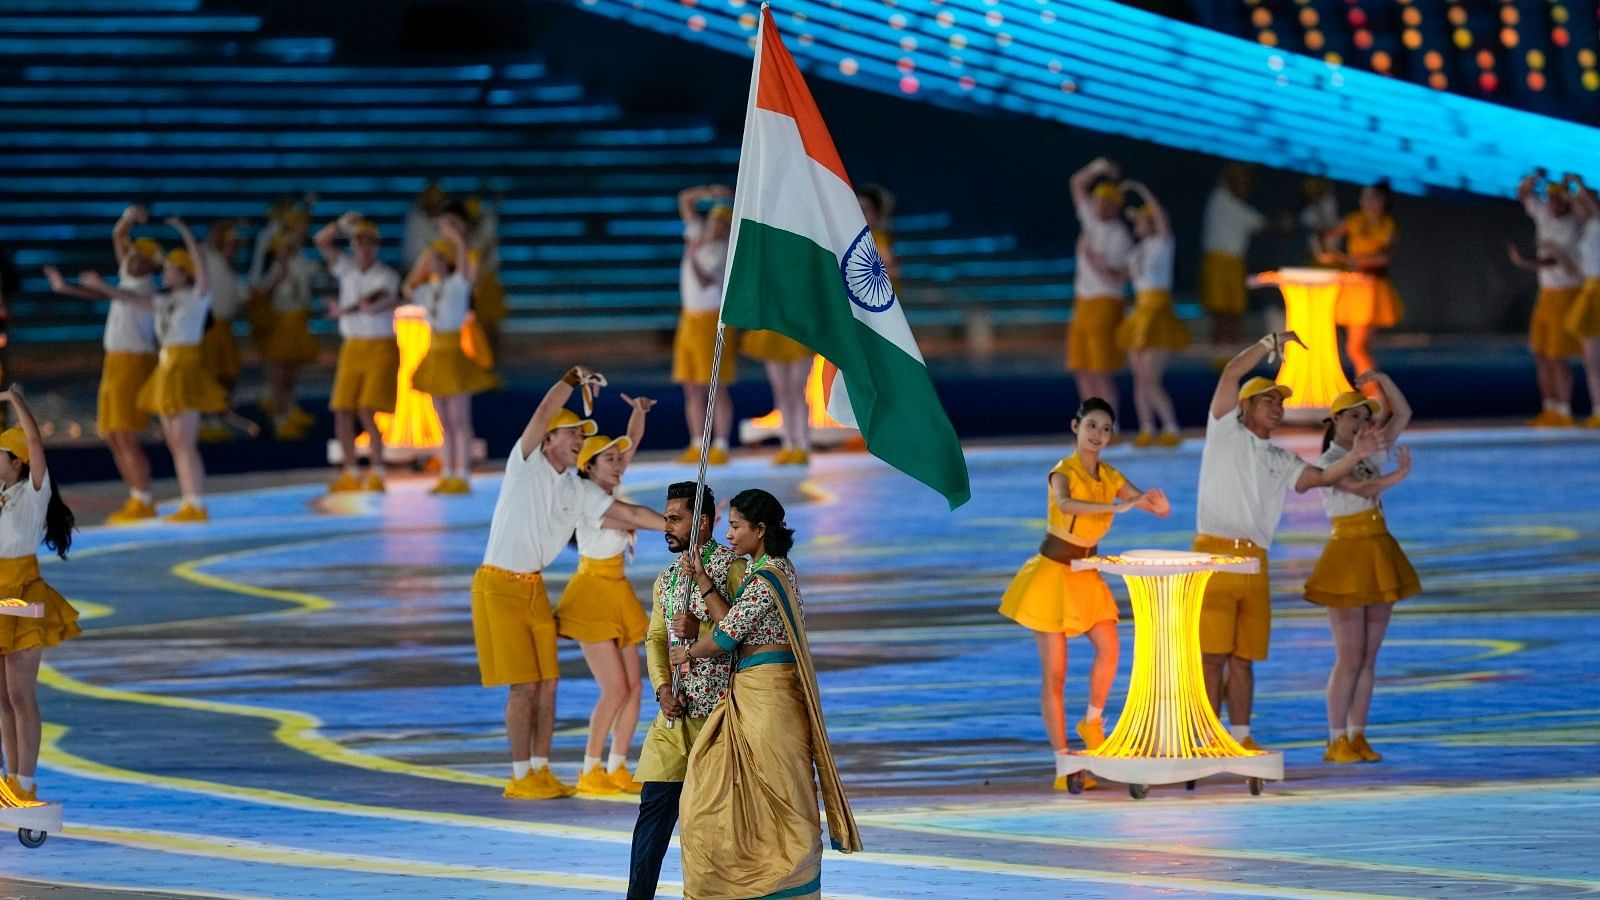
left=570, top=0, right=1597, bottom=196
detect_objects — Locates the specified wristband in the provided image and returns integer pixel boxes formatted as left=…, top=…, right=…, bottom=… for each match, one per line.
left=700, top=585, right=717, bottom=599
left=563, top=368, right=583, bottom=386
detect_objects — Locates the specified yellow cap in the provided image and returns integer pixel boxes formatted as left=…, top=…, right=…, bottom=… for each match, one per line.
left=577, top=434, right=632, bottom=472
left=428, top=238, right=457, bottom=261
left=280, top=208, right=310, bottom=229
left=1238, top=376, right=1292, bottom=404
left=546, top=409, right=598, bottom=436
left=1329, top=391, right=1380, bottom=416
left=165, top=248, right=196, bottom=276
left=132, top=237, right=164, bottom=262
left=351, top=220, right=381, bottom=240
left=708, top=204, right=733, bottom=220
left=1092, top=181, right=1124, bottom=203
left=465, top=196, right=484, bottom=220
left=0, top=427, right=28, bottom=464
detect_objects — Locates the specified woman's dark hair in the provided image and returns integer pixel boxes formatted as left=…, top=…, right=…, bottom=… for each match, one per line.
left=1321, top=418, right=1336, bottom=453
left=1366, top=179, right=1393, bottom=216
left=729, top=488, right=795, bottom=558
left=856, top=184, right=888, bottom=217
left=16, top=462, right=74, bottom=559
left=1073, top=397, right=1116, bottom=426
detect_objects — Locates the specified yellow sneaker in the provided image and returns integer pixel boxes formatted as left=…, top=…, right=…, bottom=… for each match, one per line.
left=577, top=767, right=622, bottom=795
left=772, top=448, right=795, bottom=465
left=1349, top=733, right=1383, bottom=762
left=540, top=767, right=577, bottom=798
left=1075, top=718, right=1106, bottom=751
left=2, top=777, right=38, bottom=804
left=1323, top=735, right=1362, bottom=764
left=1239, top=735, right=1263, bottom=752
left=788, top=449, right=810, bottom=466
left=274, top=418, right=309, bottom=441
left=106, top=497, right=158, bottom=525
left=1156, top=432, right=1182, bottom=447
left=1052, top=772, right=1096, bottom=792
left=1133, top=432, right=1156, bottom=448
left=674, top=447, right=701, bottom=464
left=503, top=773, right=555, bottom=800
left=428, top=478, right=452, bottom=495
left=364, top=473, right=386, bottom=492
left=607, top=766, right=644, bottom=795
left=1539, top=411, right=1577, bottom=428
left=328, top=472, right=362, bottom=493
left=707, top=447, right=730, bottom=465
left=444, top=476, right=473, bottom=494
left=287, top=407, right=315, bottom=429
left=164, top=502, right=209, bottom=523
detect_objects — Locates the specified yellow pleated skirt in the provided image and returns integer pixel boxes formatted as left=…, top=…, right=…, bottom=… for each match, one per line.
left=1116, top=289, right=1189, bottom=351
left=554, top=555, right=649, bottom=645
left=137, top=345, right=229, bottom=417
left=740, top=329, right=812, bottom=363
left=1200, top=252, right=1247, bottom=316
left=680, top=662, right=822, bottom=900
left=1304, top=510, right=1421, bottom=608
left=97, top=350, right=157, bottom=435
left=1336, top=275, right=1404, bottom=328
left=1066, top=296, right=1125, bottom=373
left=201, top=316, right=241, bottom=381
left=1564, top=278, right=1600, bottom=338
left=998, top=554, right=1119, bottom=636
left=673, top=311, right=736, bottom=384
left=411, top=331, right=499, bottom=397
left=263, top=309, right=319, bottom=365
left=0, top=556, right=80, bottom=654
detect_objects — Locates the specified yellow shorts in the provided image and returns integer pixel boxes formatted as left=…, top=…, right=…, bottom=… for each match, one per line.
left=1193, top=534, right=1272, bottom=661
left=1530, top=288, right=1582, bottom=359
left=262, top=309, right=319, bottom=366
left=1200, top=253, right=1247, bottom=316
left=1335, top=276, right=1404, bottom=328
left=1116, top=289, right=1189, bottom=351
left=740, top=329, right=812, bottom=363
left=1565, top=278, right=1600, bottom=339
left=554, top=555, right=650, bottom=645
left=473, top=270, right=508, bottom=326
left=136, top=345, right=229, bottom=417
left=0, top=556, right=80, bottom=654
left=330, top=337, right=399, bottom=413
left=97, top=350, right=157, bottom=435
left=673, top=310, right=735, bottom=384
left=411, top=331, right=499, bottom=398
left=1304, top=510, right=1421, bottom=607
left=997, top=554, right=1118, bottom=636
left=470, top=565, right=559, bottom=687
left=201, top=316, right=241, bottom=382
left=1066, top=295, right=1125, bottom=373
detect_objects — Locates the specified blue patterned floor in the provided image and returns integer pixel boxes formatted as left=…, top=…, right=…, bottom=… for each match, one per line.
left=3, top=427, right=1597, bottom=898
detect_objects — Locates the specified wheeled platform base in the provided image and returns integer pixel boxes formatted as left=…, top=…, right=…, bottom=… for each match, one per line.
left=1060, top=751, right=1283, bottom=799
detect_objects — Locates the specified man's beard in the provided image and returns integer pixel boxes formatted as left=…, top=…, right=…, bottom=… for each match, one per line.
left=665, top=535, right=687, bottom=553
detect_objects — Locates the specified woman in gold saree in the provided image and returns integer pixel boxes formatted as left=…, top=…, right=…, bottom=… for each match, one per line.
left=670, top=488, right=861, bottom=899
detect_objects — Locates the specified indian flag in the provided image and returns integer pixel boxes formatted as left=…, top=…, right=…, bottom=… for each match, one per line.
left=720, top=6, right=971, bottom=509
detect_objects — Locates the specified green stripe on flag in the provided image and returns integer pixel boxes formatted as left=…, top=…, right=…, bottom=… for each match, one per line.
left=722, top=221, right=970, bottom=508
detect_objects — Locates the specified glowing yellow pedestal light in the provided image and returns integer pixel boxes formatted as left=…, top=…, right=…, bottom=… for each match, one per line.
left=737, top=355, right=860, bottom=448
left=1059, top=550, right=1283, bottom=798
left=351, top=305, right=444, bottom=460
left=1252, top=268, right=1360, bottom=423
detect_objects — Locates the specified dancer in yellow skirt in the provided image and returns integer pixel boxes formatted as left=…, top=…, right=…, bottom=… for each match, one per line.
left=1117, top=180, right=1187, bottom=447
left=1562, top=174, right=1600, bottom=427
left=405, top=220, right=499, bottom=494
left=40, top=205, right=159, bottom=523
left=1317, top=181, right=1402, bottom=387
left=1067, top=159, right=1133, bottom=420
left=740, top=328, right=812, bottom=466
left=253, top=229, right=321, bottom=439
left=675, top=185, right=737, bottom=465
left=0, top=384, right=81, bottom=803
left=557, top=393, right=662, bottom=795
left=199, top=220, right=245, bottom=441
left=316, top=213, right=401, bottom=492
left=1305, top=372, right=1419, bottom=764
left=999, top=397, right=1170, bottom=790
left=85, top=217, right=223, bottom=522
left=673, top=488, right=861, bottom=899
left=1200, top=164, right=1267, bottom=345
left=1516, top=168, right=1583, bottom=426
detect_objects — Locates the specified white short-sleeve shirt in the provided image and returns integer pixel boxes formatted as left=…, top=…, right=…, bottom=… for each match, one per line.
left=1578, top=217, right=1600, bottom=280
left=1201, top=186, right=1266, bottom=258
left=155, top=287, right=211, bottom=348
left=481, top=440, right=616, bottom=574
left=679, top=220, right=728, bottom=314
left=0, top=471, right=50, bottom=559
left=203, top=246, right=245, bottom=320
left=1196, top=410, right=1308, bottom=548
left=1129, top=234, right=1176, bottom=292
left=574, top=479, right=634, bottom=560
left=1073, top=199, right=1134, bottom=300
left=1317, top=443, right=1383, bottom=520
left=106, top=264, right=158, bottom=354
left=265, top=255, right=319, bottom=315
left=331, top=256, right=400, bottom=339
left=1524, top=197, right=1583, bottom=290
left=409, top=273, right=472, bottom=333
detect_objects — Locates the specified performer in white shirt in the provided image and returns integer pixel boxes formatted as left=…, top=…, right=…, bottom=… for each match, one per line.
left=1199, top=164, right=1267, bottom=345
left=1067, top=158, right=1134, bottom=422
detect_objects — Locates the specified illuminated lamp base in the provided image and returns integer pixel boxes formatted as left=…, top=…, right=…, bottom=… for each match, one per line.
left=0, top=598, right=45, bottom=618
left=1056, top=751, right=1283, bottom=787
left=325, top=437, right=486, bottom=467
left=738, top=355, right=860, bottom=449
left=0, top=788, right=62, bottom=844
